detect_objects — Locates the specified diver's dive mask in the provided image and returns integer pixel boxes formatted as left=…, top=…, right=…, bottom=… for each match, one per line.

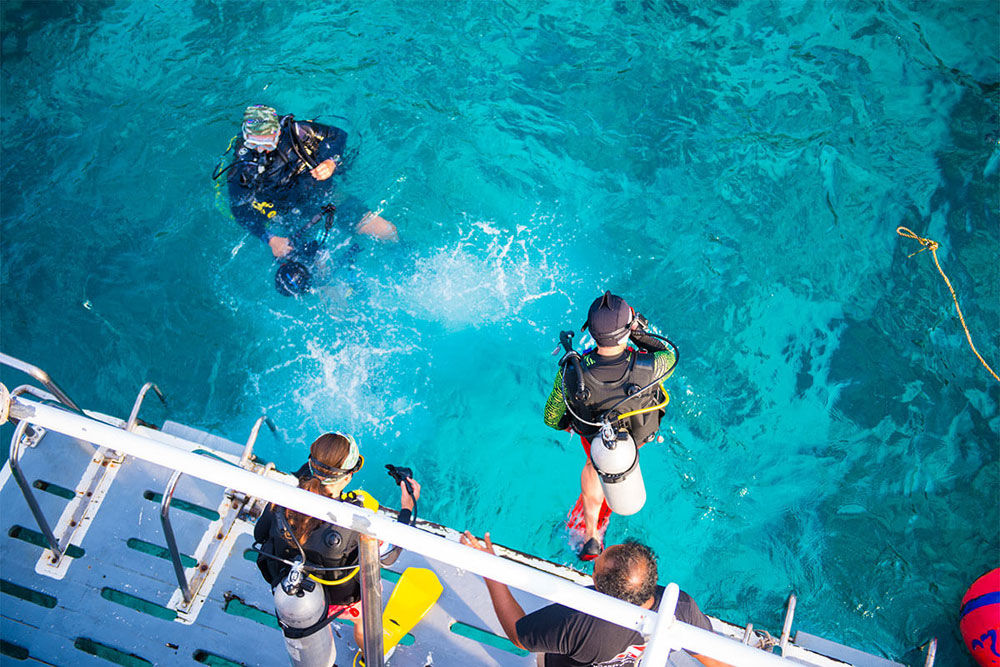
left=308, top=433, right=364, bottom=485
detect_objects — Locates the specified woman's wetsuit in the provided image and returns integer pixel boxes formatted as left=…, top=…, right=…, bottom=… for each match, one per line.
left=254, top=483, right=413, bottom=606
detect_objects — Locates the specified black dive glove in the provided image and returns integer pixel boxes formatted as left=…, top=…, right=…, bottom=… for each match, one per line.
left=629, top=313, right=667, bottom=352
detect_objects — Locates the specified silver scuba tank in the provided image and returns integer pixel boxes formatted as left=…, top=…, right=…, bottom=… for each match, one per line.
left=274, top=561, right=336, bottom=667
left=590, top=422, right=646, bottom=515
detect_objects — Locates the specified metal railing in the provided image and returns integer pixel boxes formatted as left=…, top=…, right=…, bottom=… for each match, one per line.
left=158, top=413, right=274, bottom=609
left=4, top=392, right=787, bottom=667
left=127, top=382, right=166, bottom=432
left=241, top=415, right=276, bottom=467
left=160, top=470, right=194, bottom=603
left=0, top=353, right=80, bottom=412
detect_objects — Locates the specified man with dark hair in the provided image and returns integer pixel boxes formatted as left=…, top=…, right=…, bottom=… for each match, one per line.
left=460, top=533, right=731, bottom=667
left=591, top=540, right=659, bottom=607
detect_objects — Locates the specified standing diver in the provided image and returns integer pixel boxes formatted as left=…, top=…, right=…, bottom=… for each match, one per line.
left=214, top=105, right=398, bottom=295
left=253, top=432, right=420, bottom=652
left=544, top=292, right=678, bottom=560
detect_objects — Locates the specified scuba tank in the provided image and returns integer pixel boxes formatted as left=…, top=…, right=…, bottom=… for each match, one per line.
left=273, top=560, right=337, bottom=667
left=589, top=421, right=646, bottom=515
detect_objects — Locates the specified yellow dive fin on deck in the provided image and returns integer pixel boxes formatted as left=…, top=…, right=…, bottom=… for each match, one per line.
left=382, top=567, right=443, bottom=655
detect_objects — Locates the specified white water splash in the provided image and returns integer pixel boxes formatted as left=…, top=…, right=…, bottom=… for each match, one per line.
left=388, top=219, right=568, bottom=329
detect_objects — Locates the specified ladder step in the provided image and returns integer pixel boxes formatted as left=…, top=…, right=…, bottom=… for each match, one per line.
left=35, top=446, right=123, bottom=580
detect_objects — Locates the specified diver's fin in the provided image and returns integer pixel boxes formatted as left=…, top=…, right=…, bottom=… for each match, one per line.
left=382, top=567, right=443, bottom=656
left=566, top=494, right=612, bottom=535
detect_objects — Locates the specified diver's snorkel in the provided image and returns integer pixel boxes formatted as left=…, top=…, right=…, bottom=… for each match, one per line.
left=554, top=330, right=589, bottom=403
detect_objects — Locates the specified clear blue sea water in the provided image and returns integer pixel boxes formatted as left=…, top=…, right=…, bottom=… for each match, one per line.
left=1, top=1, right=998, bottom=664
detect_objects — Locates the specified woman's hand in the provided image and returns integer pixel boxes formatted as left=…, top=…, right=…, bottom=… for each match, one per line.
left=400, top=478, right=421, bottom=511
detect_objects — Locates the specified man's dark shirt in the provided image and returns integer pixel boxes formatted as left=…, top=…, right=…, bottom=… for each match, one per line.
left=515, top=587, right=712, bottom=666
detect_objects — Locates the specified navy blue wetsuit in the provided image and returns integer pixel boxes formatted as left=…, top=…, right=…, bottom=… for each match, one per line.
left=225, top=115, right=365, bottom=245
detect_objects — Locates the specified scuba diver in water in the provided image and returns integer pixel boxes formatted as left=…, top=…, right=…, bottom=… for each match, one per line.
left=253, top=432, right=420, bottom=649
left=214, top=104, right=398, bottom=295
left=544, top=292, right=678, bottom=560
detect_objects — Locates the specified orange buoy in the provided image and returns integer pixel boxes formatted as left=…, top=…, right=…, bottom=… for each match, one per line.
left=961, top=569, right=1000, bottom=666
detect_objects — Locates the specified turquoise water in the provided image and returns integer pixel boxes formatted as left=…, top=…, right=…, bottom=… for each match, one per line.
left=2, top=1, right=998, bottom=664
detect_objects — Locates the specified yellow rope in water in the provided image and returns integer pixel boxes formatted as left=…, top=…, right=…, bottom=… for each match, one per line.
left=896, top=226, right=999, bottom=383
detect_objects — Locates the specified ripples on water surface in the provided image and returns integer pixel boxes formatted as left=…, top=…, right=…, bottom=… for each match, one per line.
left=1, top=1, right=997, bottom=664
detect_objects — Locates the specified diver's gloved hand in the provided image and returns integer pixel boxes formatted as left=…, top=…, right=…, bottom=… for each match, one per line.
left=629, top=327, right=667, bottom=353
left=633, top=313, right=650, bottom=332
left=556, top=412, right=573, bottom=431
left=268, top=235, right=293, bottom=258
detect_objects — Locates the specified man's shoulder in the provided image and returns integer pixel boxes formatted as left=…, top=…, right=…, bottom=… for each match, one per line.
left=656, top=588, right=713, bottom=632
left=517, top=601, right=582, bottom=630
left=516, top=598, right=641, bottom=654
left=292, top=117, right=333, bottom=138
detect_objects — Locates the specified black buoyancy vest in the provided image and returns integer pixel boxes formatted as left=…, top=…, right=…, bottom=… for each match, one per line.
left=230, top=116, right=331, bottom=190
left=565, top=350, right=665, bottom=444
left=258, top=497, right=362, bottom=587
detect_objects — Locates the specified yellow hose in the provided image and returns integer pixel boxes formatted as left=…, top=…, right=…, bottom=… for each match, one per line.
left=308, top=567, right=359, bottom=586
left=616, top=383, right=670, bottom=422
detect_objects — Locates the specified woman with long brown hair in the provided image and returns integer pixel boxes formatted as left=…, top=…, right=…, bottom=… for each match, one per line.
left=254, top=432, right=420, bottom=646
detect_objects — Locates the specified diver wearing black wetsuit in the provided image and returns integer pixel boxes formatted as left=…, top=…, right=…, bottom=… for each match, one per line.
left=223, top=113, right=349, bottom=246
left=215, top=106, right=398, bottom=294
left=253, top=453, right=419, bottom=608
left=254, top=488, right=409, bottom=607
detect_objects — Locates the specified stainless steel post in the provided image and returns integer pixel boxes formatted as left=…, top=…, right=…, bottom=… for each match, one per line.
left=358, top=534, right=384, bottom=666
left=7, top=419, right=61, bottom=557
